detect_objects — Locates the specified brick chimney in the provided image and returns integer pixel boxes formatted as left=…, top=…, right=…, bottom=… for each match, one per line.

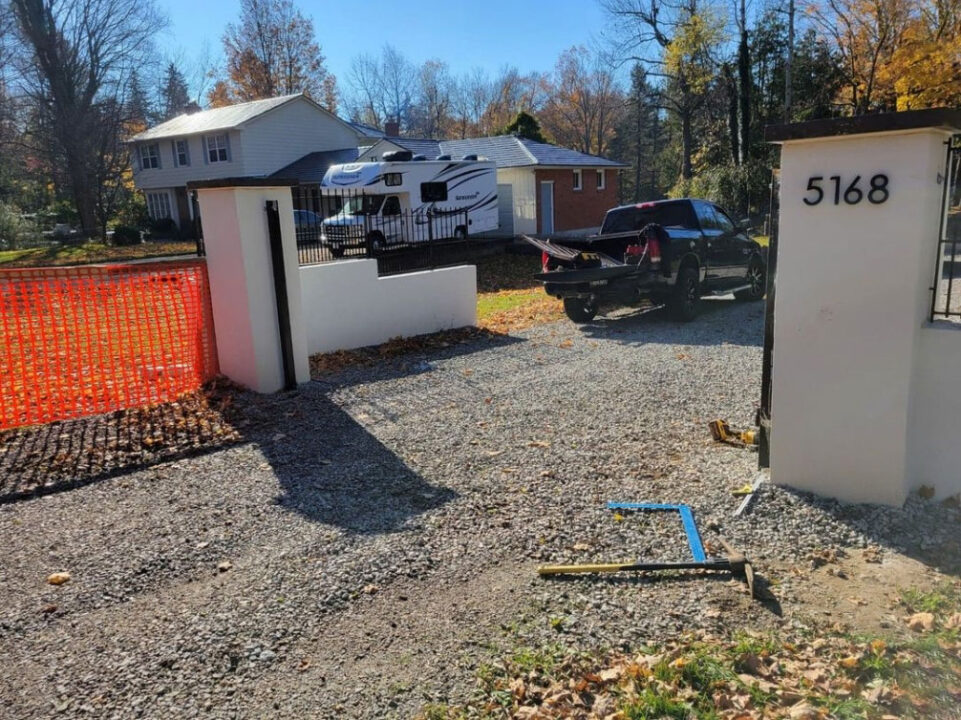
left=384, top=119, right=400, bottom=137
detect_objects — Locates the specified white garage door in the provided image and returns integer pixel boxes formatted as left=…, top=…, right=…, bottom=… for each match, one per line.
left=497, top=184, right=514, bottom=237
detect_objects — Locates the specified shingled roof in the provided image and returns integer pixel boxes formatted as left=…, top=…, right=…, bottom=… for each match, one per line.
left=270, top=148, right=360, bottom=184
left=129, top=93, right=361, bottom=142
left=440, top=136, right=627, bottom=168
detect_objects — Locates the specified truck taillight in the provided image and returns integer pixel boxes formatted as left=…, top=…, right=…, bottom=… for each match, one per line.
left=648, top=237, right=661, bottom=265
left=542, top=250, right=549, bottom=271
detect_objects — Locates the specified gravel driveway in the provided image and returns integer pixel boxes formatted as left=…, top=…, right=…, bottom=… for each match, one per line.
left=2, top=297, right=958, bottom=719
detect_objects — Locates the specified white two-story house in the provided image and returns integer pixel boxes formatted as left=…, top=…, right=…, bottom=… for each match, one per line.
left=129, top=93, right=363, bottom=230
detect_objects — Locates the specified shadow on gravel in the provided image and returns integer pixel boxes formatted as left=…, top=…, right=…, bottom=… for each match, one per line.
left=313, top=330, right=526, bottom=390
left=250, top=387, right=458, bottom=534
left=775, top=487, right=961, bottom=577
left=576, top=299, right=764, bottom=348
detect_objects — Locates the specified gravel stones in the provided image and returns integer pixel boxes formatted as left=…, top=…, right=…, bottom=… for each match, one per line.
left=1, top=298, right=958, bottom=718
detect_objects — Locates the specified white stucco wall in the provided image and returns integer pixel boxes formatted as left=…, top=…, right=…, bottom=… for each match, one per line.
left=299, top=260, right=476, bottom=355
left=196, top=185, right=310, bottom=393
left=908, top=323, right=961, bottom=498
left=771, top=128, right=950, bottom=505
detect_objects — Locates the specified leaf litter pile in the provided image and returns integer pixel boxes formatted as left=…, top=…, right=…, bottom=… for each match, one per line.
left=310, top=327, right=505, bottom=376
left=421, top=583, right=961, bottom=720
left=0, top=377, right=243, bottom=501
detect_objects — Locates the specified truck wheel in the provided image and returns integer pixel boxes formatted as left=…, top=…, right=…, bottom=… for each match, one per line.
left=367, top=231, right=386, bottom=253
left=734, top=256, right=765, bottom=301
left=670, top=266, right=700, bottom=321
left=564, top=297, right=597, bottom=323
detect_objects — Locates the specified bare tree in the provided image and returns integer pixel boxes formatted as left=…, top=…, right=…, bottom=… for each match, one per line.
left=219, top=0, right=336, bottom=107
left=540, top=46, right=624, bottom=155
left=11, top=0, right=165, bottom=236
left=413, top=60, right=453, bottom=138
left=601, top=0, right=724, bottom=179
left=343, top=45, right=417, bottom=131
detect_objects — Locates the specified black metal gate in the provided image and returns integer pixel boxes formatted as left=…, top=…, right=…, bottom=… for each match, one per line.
left=929, top=134, right=961, bottom=321
left=292, top=185, right=473, bottom=274
left=758, top=168, right=779, bottom=469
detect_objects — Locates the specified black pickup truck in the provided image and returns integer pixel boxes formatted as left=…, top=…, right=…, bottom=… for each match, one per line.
left=524, top=198, right=766, bottom=323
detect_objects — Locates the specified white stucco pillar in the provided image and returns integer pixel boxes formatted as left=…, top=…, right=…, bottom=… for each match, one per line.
left=767, top=110, right=961, bottom=506
left=192, top=180, right=310, bottom=393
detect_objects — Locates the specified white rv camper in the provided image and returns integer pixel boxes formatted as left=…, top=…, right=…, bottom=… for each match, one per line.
left=318, top=151, right=498, bottom=255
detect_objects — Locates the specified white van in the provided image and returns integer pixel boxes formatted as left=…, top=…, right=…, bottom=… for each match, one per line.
left=318, top=152, right=498, bottom=255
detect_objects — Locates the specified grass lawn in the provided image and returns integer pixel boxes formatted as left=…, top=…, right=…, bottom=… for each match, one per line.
left=422, top=582, right=961, bottom=720
left=0, top=241, right=197, bottom=268
left=474, top=252, right=564, bottom=333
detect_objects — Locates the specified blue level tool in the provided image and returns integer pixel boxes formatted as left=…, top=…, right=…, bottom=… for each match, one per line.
left=537, top=502, right=755, bottom=598
left=607, top=503, right=707, bottom=562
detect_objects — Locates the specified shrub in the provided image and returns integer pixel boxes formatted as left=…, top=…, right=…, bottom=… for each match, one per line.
left=669, top=160, right=773, bottom=219
left=148, top=217, right=180, bottom=240
left=0, top=202, right=38, bottom=249
left=111, top=225, right=142, bottom=246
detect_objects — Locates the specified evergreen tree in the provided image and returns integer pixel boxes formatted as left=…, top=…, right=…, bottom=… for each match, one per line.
left=610, top=64, right=660, bottom=201
left=500, top=111, right=546, bottom=143
left=126, top=69, right=152, bottom=127
left=160, top=62, right=191, bottom=120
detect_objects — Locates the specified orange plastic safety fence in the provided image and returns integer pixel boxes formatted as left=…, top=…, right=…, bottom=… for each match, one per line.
left=0, top=260, right=218, bottom=430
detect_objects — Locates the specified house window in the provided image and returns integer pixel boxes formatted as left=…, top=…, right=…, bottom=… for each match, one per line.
left=145, top=192, right=172, bottom=220
left=174, top=139, right=190, bottom=167
left=139, top=143, right=160, bottom=169
left=421, top=182, right=448, bottom=202
left=596, top=170, right=605, bottom=191
left=206, top=134, right=229, bottom=163
left=572, top=169, right=582, bottom=191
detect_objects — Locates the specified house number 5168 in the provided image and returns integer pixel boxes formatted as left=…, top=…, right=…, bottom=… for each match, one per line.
left=803, top=174, right=889, bottom=206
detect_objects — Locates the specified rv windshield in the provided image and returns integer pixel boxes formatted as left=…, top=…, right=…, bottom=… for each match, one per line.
left=342, top=195, right=385, bottom=216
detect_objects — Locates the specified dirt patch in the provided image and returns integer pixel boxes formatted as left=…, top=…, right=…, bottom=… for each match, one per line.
left=475, top=251, right=542, bottom=292
left=779, top=550, right=946, bottom=639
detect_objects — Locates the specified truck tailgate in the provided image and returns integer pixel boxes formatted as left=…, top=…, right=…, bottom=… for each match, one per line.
left=534, top=265, right=645, bottom=284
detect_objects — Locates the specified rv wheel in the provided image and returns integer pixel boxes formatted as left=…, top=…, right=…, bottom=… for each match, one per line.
left=367, top=231, right=387, bottom=253
left=330, top=247, right=345, bottom=258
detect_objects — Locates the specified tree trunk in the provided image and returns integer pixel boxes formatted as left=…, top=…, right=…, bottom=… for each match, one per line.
left=725, top=64, right=739, bottom=165
left=681, top=110, right=693, bottom=180
left=633, top=91, right=643, bottom=201
left=649, top=111, right=660, bottom=198
left=737, top=0, right=751, bottom=166
left=785, top=0, right=795, bottom=122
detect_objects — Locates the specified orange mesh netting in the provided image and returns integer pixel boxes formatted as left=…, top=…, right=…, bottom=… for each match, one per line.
left=0, top=260, right=218, bottom=430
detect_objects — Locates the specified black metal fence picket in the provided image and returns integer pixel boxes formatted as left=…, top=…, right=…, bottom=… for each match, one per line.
left=930, top=135, right=961, bottom=321
left=291, top=186, right=481, bottom=275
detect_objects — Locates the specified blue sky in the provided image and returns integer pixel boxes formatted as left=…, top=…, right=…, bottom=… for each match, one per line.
left=159, top=0, right=612, bottom=97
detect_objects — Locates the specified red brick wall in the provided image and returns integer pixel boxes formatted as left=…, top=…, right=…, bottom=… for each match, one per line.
left=535, top=168, right=619, bottom=234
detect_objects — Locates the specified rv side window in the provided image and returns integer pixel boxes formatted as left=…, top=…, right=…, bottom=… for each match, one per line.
left=383, top=197, right=401, bottom=215
left=421, top=182, right=448, bottom=202
left=385, top=173, right=402, bottom=187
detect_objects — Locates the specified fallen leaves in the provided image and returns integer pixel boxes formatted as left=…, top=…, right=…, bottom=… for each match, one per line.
left=310, top=327, right=502, bottom=376
left=906, top=612, right=935, bottom=632
left=46, top=572, right=70, bottom=586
